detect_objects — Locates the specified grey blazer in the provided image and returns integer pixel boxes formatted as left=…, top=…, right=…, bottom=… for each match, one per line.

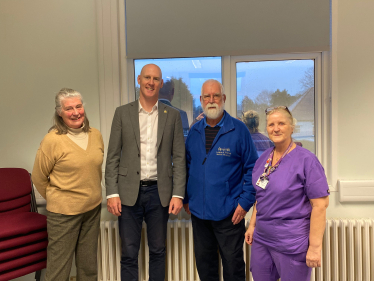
left=105, top=100, right=186, bottom=207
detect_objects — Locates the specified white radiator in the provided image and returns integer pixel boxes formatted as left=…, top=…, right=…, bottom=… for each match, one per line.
left=315, top=219, right=374, bottom=281
left=98, top=219, right=374, bottom=281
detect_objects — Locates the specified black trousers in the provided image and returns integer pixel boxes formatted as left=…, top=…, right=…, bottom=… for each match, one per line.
left=191, top=213, right=246, bottom=281
left=118, top=184, right=169, bottom=281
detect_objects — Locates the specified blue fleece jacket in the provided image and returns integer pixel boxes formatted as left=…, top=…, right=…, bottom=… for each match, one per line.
left=185, top=111, right=258, bottom=221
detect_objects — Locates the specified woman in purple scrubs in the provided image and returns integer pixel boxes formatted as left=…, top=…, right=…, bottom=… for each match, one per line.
left=245, top=106, right=329, bottom=281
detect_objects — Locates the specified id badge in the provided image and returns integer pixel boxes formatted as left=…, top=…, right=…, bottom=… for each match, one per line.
left=256, top=177, right=269, bottom=189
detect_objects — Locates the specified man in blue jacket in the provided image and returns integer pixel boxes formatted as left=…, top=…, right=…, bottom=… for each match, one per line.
left=184, top=79, right=258, bottom=281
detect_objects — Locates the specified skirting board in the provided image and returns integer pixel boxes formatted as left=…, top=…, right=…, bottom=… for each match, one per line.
left=338, top=180, right=374, bottom=202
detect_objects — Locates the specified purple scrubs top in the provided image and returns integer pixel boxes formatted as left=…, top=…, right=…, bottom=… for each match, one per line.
left=252, top=145, right=329, bottom=254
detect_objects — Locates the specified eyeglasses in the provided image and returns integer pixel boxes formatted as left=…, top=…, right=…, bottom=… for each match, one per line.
left=265, top=106, right=292, bottom=116
left=202, top=94, right=222, bottom=101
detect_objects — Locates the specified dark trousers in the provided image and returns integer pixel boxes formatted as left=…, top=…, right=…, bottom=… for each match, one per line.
left=45, top=204, right=101, bottom=281
left=118, top=184, right=169, bottom=281
left=191, top=213, right=246, bottom=281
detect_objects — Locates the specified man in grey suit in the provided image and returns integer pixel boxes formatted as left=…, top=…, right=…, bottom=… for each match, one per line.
left=105, top=64, right=186, bottom=281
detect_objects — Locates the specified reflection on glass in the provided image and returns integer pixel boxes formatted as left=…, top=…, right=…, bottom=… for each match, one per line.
left=134, top=57, right=222, bottom=138
left=236, top=60, right=315, bottom=153
left=242, top=110, right=274, bottom=157
left=158, top=79, right=190, bottom=138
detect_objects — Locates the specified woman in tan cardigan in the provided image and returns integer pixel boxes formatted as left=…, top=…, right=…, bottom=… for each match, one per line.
left=32, top=88, right=104, bottom=281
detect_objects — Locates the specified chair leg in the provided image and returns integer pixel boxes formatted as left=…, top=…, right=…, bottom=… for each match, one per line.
left=35, top=270, right=42, bottom=281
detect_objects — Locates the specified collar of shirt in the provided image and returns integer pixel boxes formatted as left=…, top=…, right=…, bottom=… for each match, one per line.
left=203, top=111, right=226, bottom=128
left=138, top=99, right=158, bottom=113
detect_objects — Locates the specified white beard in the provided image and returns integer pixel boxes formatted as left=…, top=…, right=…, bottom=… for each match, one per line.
left=202, top=102, right=225, bottom=120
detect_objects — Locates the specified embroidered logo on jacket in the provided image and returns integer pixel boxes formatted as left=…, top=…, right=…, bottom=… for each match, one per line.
left=216, top=147, right=231, bottom=157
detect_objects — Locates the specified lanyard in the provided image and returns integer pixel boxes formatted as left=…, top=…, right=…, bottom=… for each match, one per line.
left=260, top=141, right=293, bottom=180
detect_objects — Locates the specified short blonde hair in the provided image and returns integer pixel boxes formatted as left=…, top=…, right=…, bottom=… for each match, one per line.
left=266, top=107, right=296, bottom=128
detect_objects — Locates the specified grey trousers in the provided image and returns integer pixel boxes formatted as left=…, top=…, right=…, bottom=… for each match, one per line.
left=45, top=204, right=101, bottom=281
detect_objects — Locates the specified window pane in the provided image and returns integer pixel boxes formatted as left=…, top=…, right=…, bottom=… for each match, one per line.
left=236, top=60, right=315, bottom=154
left=134, top=57, right=222, bottom=138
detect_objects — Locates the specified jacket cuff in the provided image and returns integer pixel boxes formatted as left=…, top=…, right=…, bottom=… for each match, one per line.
left=238, top=198, right=252, bottom=212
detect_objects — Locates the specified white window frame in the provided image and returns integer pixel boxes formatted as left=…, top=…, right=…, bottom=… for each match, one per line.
left=225, top=53, right=333, bottom=189
left=227, top=53, right=322, bottom=155
left=222, top=52, right=330, bottom=188
left=123, top=53, right=333, bottom=189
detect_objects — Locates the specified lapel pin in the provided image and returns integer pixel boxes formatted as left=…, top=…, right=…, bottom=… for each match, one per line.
left=164, top=110, right=167, bottom=113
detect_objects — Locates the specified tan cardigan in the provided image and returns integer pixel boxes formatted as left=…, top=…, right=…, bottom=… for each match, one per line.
left=32, top=128, right=104, bottom=215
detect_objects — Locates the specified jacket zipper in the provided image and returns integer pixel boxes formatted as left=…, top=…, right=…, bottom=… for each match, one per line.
left=201, top=127, right=234, bottom=219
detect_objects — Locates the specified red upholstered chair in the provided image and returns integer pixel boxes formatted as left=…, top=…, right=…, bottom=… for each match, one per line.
left=0, top=168, right=47, bottom=281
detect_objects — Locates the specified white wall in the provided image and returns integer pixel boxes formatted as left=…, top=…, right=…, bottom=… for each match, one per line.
left=336, top=0, right=374, bottom=179
left=326, top=0, right=374, bottom=218
left=0, top=0, right=100, bottom=172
